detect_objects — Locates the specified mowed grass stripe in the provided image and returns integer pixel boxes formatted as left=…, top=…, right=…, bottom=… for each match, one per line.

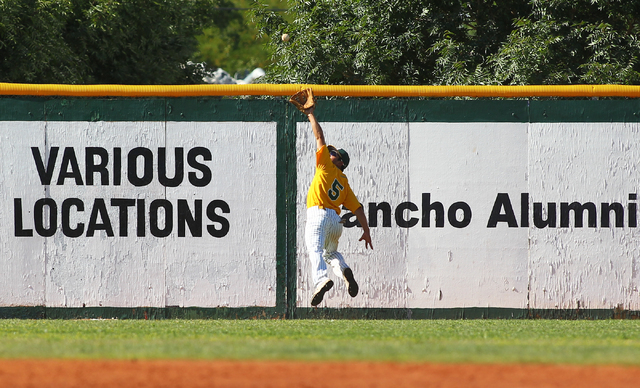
left=1, top=320, right=639, bottom=364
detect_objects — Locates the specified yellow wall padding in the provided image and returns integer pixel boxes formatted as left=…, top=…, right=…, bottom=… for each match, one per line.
left=1, top=83, right=640, bottom=98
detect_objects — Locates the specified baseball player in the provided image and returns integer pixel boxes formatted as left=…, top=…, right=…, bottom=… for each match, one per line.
left=303, top=104, right=373, bottom=307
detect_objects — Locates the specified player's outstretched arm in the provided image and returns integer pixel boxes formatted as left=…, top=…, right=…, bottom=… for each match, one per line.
left=353, top=207, right=373, bottom=250
left=305, top=106, right=326, bottom=150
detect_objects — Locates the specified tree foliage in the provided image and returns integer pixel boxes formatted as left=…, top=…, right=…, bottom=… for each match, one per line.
left=195, top=0, right=289, bottom=77
left=253, top=0, right=640, bottom=85
left=0, top=0, right=240, bottom=84
left=492, top=0, right=640, bottom=84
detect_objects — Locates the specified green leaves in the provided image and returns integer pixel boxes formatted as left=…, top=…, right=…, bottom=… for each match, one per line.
left=4, top=0, right=639, bottom=85
left=0, top=0, right=241, bottom=84
left=0, top=0, right=82, bottom=83
left=492, top=0, right=640, bottom=84
left=254, top=0, right=640, bottom=85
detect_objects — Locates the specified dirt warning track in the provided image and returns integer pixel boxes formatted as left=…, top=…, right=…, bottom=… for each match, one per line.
left=0, top=359, right=639, bottom=388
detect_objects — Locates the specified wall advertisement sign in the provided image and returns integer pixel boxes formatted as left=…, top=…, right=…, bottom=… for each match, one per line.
left=0, top=121, right=278, bottom=308
left=296, top=121, right=640, bottom=310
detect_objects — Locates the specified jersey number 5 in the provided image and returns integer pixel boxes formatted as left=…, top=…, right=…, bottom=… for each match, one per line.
left=328, top=179, right=344, bottom=201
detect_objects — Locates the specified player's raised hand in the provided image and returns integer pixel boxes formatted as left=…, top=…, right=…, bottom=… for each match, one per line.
left=304, top=105, right=315, bottom=116
left=359, top=231, right=373, bottom=250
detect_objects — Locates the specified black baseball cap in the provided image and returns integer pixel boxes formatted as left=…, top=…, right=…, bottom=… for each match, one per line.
left=328, top=145, right=350, bottom=169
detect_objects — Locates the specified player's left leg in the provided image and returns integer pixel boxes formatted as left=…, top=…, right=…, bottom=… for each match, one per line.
left=325, top=251, right=358, bottom=298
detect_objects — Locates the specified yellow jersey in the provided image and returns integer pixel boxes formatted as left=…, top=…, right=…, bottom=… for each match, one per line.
left=306, top=145, right=361, bottom=213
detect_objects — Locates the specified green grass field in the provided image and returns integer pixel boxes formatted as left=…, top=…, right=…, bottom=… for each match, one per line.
left=1, top=319, right=640, bottom=365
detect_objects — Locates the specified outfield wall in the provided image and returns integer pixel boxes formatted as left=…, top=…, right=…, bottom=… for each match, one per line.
left=1, top=97, right=640, bottom=318
left=296, top=121, right=640, bottom=312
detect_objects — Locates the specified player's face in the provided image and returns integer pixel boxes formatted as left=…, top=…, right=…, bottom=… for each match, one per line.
left=330, top=150, right=344, bottom=169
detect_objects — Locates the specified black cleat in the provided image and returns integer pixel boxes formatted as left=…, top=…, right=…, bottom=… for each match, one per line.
left=343, top=268, right=359, bottom=297
left=311, top=279, right=334, bottom=306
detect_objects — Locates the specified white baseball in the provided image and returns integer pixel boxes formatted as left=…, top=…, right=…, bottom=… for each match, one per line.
left=281, top=33, right=290, bottom=42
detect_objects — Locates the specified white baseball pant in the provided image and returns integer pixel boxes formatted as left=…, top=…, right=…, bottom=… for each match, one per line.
left=305, top=206, right=350, bottom=289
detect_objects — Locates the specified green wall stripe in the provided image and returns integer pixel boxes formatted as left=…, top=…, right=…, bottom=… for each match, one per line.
left=2, top=306, right=639, bottom=320
left=45, top=98, right=166, bottom=121
left=296, top=307, right=529, bottom=319
left=405, top=100, right=530, bottom=122
left=290, top=307, right=640, bottom=320
left=530, top=99, right=640, bottom=122
left=275, top=101, right=292, bottom=317
left=165, top=98, right=285, bottom=121
left=284, top=103, right=299, bottom=318
left=314, top=99, right=409, bottom=122
left=0, top=97, right=45, bottom=121
left=3, top=97, right=640, bottom=123
left=0, top=307, right=283, bottom=320
left=292, top=99, right=531, bottom=123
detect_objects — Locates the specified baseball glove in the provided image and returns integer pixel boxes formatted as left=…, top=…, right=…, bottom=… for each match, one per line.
left=289, top=88, right=315, bottom=112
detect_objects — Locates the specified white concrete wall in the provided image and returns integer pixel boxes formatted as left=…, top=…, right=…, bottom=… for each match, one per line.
left=3, top=118, right=639, bottom=310
left=296, top=121, right=640, bottom=309
left=0, top=121, right=277, bottom=308
left=0, top=121, right=47, bottom=306
left=528, top=123, right=640, bottom=309
left=406, top=123, right=529, bottom=309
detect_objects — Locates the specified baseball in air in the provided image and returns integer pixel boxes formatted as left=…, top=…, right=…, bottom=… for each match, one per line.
left=281, top=33, right=290, bottom=42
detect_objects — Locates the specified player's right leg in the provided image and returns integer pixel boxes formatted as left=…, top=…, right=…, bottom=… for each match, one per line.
left=306, top=207, right=333, bottom=306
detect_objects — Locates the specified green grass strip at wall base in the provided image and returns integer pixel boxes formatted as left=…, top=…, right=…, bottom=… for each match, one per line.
left=2, top=306, right=640, bottom=320
left=2, top=319, right=640, bottom=364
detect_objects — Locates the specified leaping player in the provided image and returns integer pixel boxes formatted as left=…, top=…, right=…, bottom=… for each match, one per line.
left=302, top=102, right=373, bottom=307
